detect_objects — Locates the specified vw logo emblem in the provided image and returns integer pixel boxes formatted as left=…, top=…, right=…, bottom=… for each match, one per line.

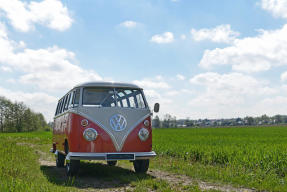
left=110, top=114, right=127, bottom=131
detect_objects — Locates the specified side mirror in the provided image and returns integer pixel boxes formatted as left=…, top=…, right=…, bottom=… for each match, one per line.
left=154, top=103, right=160, bottom=113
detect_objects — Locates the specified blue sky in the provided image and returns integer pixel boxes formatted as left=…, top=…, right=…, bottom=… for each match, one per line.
left=1, top=0, right=287, bottom=121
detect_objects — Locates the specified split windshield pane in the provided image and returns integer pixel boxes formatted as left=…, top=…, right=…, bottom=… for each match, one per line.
left=83, top=88, right=116, bottom=107
left=115, top=88, right=146, bottom=109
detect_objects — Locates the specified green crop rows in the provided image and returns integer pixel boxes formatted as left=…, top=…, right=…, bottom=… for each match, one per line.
left=152, top=126, right=287, bottom=191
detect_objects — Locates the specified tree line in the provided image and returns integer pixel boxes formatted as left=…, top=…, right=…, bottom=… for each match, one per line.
left=0, top=96, right=49, bottom=132
left=152, top=114, right=287, bottom=128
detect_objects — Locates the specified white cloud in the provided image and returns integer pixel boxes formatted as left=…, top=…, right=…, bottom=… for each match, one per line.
left=176, top=74, right=185, bottom=80
left=0, top=20, right=103, bottom=120
left=166, top=90, right=179, bottom=96
left=150, top=32, right=174, bottom=44
left=191, top=24, right=240, bottom=44
left=0, top=22, right=102, bottom=92
left=188, top=72, right=278, bottom=118
left=199, top=24, right=287, bottom=73
left=120, top=20, right=137, bottom=28
left=0, top=86, right=58, bottom=121
left=189, top=72, right=274, bottom=96
left=261, top=0, right=287, bottom=19
left=133, top=78, right=170, bottom=89
left=144, top=89, right=172, bottom=106
left=0, top=0, right=72, bottom=32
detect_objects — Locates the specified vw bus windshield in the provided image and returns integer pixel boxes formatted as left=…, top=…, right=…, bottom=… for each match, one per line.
left=83, top=88, right=116, bottom=107
left=82, top=87, right=147, bottom=108
left=115, top=88, right=146, bottom=109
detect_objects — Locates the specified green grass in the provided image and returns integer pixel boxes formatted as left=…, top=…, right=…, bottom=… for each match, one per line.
left=0, top=131, right=210, bottom=192
left=0, top=132, right=75, bottom=192
left=152, top=126, right=287, bottom=191
left=2, top=126, right=286, bottom=191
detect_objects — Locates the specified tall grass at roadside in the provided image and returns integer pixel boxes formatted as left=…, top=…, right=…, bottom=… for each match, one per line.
left=0, top=132, right=75, bottom=192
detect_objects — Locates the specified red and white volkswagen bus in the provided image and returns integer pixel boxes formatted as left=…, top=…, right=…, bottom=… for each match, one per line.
left=51, top=82, right=159, bottom=176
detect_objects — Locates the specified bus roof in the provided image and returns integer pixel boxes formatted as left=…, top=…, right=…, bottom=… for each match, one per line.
left=74, top=82, right=141, bottom=89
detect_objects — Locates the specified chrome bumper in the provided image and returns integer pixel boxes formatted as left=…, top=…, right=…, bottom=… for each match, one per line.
left=65, top=151, right=157, bottom=161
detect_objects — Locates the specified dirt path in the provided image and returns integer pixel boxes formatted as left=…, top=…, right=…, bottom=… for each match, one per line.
left=39, top=158, right=255, bottom=192
left=147, top=169, right=255, bottom=192
left=18, top=142, right=256, bottom=192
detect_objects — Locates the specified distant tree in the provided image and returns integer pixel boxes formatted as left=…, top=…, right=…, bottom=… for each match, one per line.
left=0, top=96, right=48, bottom=132
left=245, top=116, right=254, bottom=125
left=185, top=117, right=194, bottom=127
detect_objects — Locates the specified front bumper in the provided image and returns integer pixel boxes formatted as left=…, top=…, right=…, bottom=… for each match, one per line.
left=65, top=151, right=157, bottom=161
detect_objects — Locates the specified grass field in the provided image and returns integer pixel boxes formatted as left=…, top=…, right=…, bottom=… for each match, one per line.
left=0, top=132, right=211, bottom=192
left=1, top=126, right=287, bottom=191
left=152, top=126, right=287, bottom=191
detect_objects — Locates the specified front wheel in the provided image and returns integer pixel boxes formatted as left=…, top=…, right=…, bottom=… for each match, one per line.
left=56, top=152, right=65, bottom=167
left=107, top=161, right=117, bottom=166
left=133, top=159, right=149, bottom=173
left=66, top=160, right=80, bottom=176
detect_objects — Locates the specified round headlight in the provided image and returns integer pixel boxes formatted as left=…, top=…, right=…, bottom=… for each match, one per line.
left=83, top=128, right=98, bottom=141
left=144, top=120, right=150, bottom=127
left=138, top=128, right=149, bottom=141
left=81, top=119, right=89, bottom=127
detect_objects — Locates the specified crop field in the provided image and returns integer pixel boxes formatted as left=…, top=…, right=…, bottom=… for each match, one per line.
left=1, top=126, right=287, bottom=191
left=152, top=126, right=287, bottom=191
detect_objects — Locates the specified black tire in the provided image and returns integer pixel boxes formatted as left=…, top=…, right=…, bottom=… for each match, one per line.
left=66, top=160, right=80, bottom=176
left=133, top=159, right=149, bottom=173
left=107, top=161, right=117, bottom=166
left=65, top=142, right=80, bottom=176
left=56, top=152, right=65, bottom=167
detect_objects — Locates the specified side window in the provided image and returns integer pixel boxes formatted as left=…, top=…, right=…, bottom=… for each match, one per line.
left=58, top=99, right=64, bottom=114
left=61, top=97, right=66, bottom=113
left=62, top=95, right=68, bottom=113
left=73, top=88, right=80, bottom=107
left=68, top=91, right=74, bottom=108
left=64, top=93, right=71, bottom=110
left=55, top=101, right=60, bottom=116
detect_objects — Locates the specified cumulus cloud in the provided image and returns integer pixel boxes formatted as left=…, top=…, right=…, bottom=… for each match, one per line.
left=133, top=78, right=170, bottom=89
left=260, top=0, right=287, bottom=19
left=190, top=72, right=274, bottom=96
left=150, top=32, right=174, bottom=44
left=188, top=72, right=278, bottom=118
left=120, top=20, right=137, bottom=28
left=199, top=24, right=287, bottom=73
left=191, top=24, right=240, bottom=44
left=0, top=22, right=102, bottom=92
left=0, top=0, right=72, bottom=32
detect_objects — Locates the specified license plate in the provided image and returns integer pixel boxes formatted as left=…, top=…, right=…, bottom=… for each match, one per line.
left=106, top=153, right=135, bottom=160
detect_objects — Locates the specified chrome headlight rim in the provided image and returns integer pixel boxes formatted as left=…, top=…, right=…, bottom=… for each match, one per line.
left=83, top=128, right=98, bottom=141
left=138, top=127, right=150, bottom=141
left=81, top=119, right=89, bottom=127
left=144, top=120, right=150, bottom=127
